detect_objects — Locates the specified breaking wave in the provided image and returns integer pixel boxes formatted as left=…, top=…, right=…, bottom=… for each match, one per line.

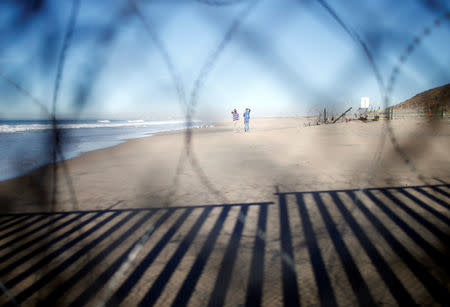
left=0, top=120, right=202, bottom=133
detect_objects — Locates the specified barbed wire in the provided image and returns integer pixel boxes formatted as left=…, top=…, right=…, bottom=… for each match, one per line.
left=130, top=0, right=188, bottom=110
left=0, top=73, right=50, bottom=117
left=311, top=2, right=448, bottom=258
left=0, top=0, right=448, bottom=305
left=382, top=10, right=450, bottom=185
left=50, top=0, right=81, bottom=211
left=130, top=0, right=261, bottom=205
left=315, top=0, right=386, bottom=96
left=96, top=2, right=261, bottom=301
left=99, top=0, right=450, bottom=303
left=0, top=1, right=81, bottom=303
left=312, top=0, right=389, bottom=190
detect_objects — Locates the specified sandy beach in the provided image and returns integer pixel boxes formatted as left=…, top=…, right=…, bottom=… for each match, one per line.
left=2, top=1, right=450, bottom=304
left=1, top=117, right=449, bottom=212
left=0, top=118, right=449, bottom=306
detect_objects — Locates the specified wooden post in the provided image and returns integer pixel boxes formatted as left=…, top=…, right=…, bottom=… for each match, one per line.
left=333, top=107, right=352, bottom=123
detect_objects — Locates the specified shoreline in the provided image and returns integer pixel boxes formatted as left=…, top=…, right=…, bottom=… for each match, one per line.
left=0, top=122, right=217, bottom=183
left=0, top=116, right=309, bottom=183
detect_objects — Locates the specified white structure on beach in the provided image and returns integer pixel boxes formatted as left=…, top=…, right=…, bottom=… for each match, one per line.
left=360, top=97, right=370, bottom=109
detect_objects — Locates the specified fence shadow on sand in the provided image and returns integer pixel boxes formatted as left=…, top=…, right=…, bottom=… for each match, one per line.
left=0, top=183, right=448, bottom=306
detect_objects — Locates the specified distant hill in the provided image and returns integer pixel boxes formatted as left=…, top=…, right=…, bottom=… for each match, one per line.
left=391, top=83, right=450, bottom=111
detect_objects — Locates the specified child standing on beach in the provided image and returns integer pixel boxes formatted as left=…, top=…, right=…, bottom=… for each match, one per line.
left=231, top=109, right=239, bottom=133
left=243, top=108, right=251, bottom=132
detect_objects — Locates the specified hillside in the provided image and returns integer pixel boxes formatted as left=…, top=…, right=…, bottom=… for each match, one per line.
left=391, top=83, right=450, bottom=110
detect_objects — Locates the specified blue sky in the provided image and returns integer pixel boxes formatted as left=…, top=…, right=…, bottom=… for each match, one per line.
left=0, top=0, right=449, bottom=120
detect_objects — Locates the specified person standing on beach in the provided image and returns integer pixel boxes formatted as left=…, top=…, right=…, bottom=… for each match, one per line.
left=243, top=108, right=251, bottom=132
left=231, top=109, right=239, bottom=133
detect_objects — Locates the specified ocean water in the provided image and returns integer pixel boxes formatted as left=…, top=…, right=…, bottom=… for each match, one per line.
left=0, top=119, right=210, bottom=181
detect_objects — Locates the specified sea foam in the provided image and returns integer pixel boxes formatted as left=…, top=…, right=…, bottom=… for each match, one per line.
left=0, top=120, right=200, bottom=133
